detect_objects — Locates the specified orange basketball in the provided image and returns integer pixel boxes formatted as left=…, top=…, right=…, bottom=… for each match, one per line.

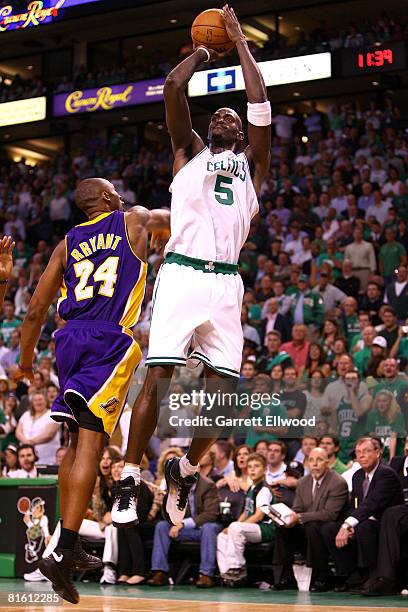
left=191, top=9, right=235, bottom=53
left=17, top=496, right=31, bottom=514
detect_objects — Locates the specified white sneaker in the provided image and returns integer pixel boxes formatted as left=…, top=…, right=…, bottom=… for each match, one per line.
left=100, top=565, right=117, bottom=585
left=111, top=476, right=139, bottom=527
left=24, top=568, right=50, bottom=582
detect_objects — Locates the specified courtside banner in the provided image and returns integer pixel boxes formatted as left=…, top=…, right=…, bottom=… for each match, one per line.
left=53, top=78, right=165, bottom=116
left=188, top=52, right=332, bottom=97
left=0, top=96, right=46, bottom=127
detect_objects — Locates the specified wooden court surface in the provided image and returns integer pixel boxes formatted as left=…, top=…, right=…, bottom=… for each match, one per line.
left=1, top=595, right=408, bottom=612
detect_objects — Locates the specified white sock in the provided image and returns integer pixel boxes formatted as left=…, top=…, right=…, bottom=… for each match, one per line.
left=121, top=463, right=140, bottom=484
left=179, top=454, right=198, bottom=478
left=42, top=519, right=61, bottom=558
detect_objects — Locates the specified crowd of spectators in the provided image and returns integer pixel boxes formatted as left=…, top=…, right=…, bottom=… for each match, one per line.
left=9, top=435, right=408, bottom=595
left=0, top=87, right=408, bottom=593
left=1, top=9, right=407, bottom=102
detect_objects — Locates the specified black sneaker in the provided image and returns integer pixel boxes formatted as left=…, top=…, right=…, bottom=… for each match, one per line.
left=111, top=476, right=140, bottom=527
left=74, top=538, right=103, bottom=571
left=39, top=549, right=79, bottom=605
left=162, top=457, right=198, bottom=525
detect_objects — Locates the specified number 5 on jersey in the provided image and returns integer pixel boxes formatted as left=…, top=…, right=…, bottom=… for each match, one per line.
left=214, top=175, right=234, bottom=205
left=74, top=256, right=119, bottom=301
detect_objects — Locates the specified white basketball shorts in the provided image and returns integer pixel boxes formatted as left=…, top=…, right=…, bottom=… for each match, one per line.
left=145, top=261, right=244, bottom=377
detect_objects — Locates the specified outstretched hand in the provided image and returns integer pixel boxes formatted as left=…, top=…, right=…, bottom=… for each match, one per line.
left=221, top=4, right=245, bottom=44
left=0, top=235, right=15, bottom=282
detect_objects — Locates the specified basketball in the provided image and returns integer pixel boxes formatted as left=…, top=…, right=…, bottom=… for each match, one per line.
left=191, top=9, right=235, bottom=53
left=16, top=497, right=31, bottom=514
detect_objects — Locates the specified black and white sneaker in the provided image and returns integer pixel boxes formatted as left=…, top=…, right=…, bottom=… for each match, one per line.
left=163, top=457, right=198, bottom=525
left=74, top=538, right=103, bottom=571
left=39, top=549, right=79, bottom=605
left=111, top=476, right=140, bottom=527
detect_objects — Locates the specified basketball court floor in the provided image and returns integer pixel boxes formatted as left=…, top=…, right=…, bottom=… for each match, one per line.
left=0, top=580, right=407, bottom=612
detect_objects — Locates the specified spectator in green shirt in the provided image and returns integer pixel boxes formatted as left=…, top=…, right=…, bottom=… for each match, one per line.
left=373, top=357, right=408, bottom=398
left=216, top=452, right=274, bottom=586
left=0, top=302, right=22, bottom=347
left=353, top=326, right=376, bottom=375
left=319, top=435, right=348, bottom=473
left=389, top=325, right=408, bottom=362
left=365, top=390, right=406, bottom=461
left=379, top=227, right=407, bottom=284
left=341, top=297, right=360, bottom=349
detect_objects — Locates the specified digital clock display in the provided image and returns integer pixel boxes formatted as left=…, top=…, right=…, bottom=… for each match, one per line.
left=341, top=41, right=407, bottom=76
left=357, top=49, right=393, bottom=69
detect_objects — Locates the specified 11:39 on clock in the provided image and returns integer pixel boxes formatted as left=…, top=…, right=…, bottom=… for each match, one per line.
left=358, top=49, right=393, bottom=68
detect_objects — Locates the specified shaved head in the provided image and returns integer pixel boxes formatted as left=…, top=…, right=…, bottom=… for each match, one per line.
left=75, top=178, right=123, bottom=215
left=208, top=107, right=244, bottom=151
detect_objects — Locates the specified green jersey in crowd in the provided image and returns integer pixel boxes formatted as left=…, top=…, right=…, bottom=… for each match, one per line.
left=336, top=397, right=367, bottom=463
left=365, top=410, right=406, bottom=461
left=244, top=481, right=275, bottom=541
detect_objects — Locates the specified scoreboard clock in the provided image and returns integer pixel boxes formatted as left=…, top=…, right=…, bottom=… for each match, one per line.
left=342, top=41, right=407, bottom=76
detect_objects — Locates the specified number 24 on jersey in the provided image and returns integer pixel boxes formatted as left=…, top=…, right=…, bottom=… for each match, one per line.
left=73, top=256, right=119, bottom=301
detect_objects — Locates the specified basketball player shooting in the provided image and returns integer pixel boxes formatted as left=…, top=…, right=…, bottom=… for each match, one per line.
left=15, top=179, right=170, bottom=604
left=112, top=5, right=271, bottom=529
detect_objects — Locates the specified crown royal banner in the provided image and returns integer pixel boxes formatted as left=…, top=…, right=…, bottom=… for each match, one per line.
left=52, top=79, right=165, bottom=116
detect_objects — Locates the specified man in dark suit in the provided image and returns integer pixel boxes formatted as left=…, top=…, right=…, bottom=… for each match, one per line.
left=260, top=298, right=291, bottom=344
left=273, top=447, right=348, bottom=591
left=322, top=437, right=404, bottom=592
left=390, top=437, right=408, bottom=489
left=384, top=265, right=408, bottom=322
left=340, top=196, right=365, bottom=225
left=147, top=474, right=221, bottom=588
left=334, top=259, right=360, bottom=301
left=361, top=438, right=408, bottom=596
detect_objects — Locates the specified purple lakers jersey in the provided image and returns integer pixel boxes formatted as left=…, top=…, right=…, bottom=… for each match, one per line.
left=58, top=210, right=147, bottom=329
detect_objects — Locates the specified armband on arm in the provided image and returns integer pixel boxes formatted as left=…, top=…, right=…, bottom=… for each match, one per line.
left=247, top=101, right=271, bottom=127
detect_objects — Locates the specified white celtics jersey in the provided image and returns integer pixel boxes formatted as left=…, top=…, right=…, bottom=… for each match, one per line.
left=165, top=147, right=259, bottom=264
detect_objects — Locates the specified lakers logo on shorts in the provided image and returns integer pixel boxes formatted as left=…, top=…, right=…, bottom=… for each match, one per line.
left=99, top=396, right=120, bottom=414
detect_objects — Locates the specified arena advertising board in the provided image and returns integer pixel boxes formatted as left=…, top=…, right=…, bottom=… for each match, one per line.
left=188, top=52, right=332, bottom=97
left=52, top=79, right=165, bottom=116
left=0, top=96, right=46, bottom=127
left=0, top=0, right=102, bottom=32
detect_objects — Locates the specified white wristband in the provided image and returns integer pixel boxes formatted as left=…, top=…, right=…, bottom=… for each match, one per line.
left=196, top=47, right=210, bottom=63
left=247, top=101, right=271, bottom=127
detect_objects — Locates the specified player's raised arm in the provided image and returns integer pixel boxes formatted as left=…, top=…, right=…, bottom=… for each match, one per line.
left=163, top=50, right=207, bottom=160
left=222, top=5, right=271, bottom=193
left=126, top=206, right=171, bottom=261
left=17, top=240, right=66, bottom=379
